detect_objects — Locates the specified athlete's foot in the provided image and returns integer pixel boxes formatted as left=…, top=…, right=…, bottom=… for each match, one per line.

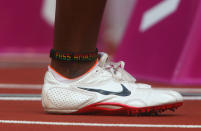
left=42, top=52, right=183, bottom=116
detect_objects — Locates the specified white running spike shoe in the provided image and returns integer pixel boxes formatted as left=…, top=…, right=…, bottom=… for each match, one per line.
left=42, top=52, right=183, bottom=116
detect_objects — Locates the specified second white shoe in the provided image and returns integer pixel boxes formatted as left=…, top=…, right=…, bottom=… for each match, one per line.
left=42, top=52, right=183, bottom=116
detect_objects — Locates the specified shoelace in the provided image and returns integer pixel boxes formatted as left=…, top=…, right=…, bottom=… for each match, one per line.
left=98, top=53, right=151, bottom=89
left=101, top=59, right=136, bottom=83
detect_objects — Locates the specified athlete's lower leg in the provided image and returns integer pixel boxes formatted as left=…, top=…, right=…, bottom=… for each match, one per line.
left=51, top=0, right=107, bottom=78
left=42, top=0, right=183, bottom=115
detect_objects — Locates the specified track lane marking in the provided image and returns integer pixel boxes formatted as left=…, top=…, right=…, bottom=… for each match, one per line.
left=0, top=94, right=201, bottom=101
left=0, top=120, right=201, bottom=128
left=0, top=84, right=42, bottom=89
left=0, top=97, right=200, bottom=101
left=0, top=97, right=41, bottom=101
left=0, top=83, right=201, bottom=100
left=1, top=83, right=201, bottom=93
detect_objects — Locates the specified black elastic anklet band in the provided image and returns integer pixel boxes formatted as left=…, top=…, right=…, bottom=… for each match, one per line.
left=50, top=48, right=98, bottom=62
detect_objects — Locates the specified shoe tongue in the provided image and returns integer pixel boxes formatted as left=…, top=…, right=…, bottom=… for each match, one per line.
left=98, top=52, right=109, bottom=67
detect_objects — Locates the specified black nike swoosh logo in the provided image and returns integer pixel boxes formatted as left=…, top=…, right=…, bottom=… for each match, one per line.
left=78, top=84, right=131, bottom=96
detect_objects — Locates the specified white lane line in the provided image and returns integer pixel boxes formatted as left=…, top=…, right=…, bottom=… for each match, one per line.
left=0, top=97, right=41, bottom=101
left=156, top=87, right=201, bottom=93
left=0, top=83, right=201, bottom=93
left=0, top=120, right=201, bottom=128
left=0, top=84, right=42, bottom=89
left=0, top=96, right=201, bottom=101
left=184, top=96, right=201, bottom=100
left=0, top=83, right=201, bottom=100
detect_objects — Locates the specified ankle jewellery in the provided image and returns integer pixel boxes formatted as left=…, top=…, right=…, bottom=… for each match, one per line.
left=50, top=48, right=98, bottom=62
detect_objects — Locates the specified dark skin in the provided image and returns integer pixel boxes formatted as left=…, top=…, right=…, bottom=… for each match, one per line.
left=51, top=0, right=107, bottom=78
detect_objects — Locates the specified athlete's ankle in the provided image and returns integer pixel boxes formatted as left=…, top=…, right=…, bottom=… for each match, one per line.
left=50, top=59, right=97, bottom=79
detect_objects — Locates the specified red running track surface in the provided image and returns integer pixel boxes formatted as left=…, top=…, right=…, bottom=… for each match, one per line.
left=0, top=68, right=201, bottom=131
left=0, top=100, right=200, bottom=131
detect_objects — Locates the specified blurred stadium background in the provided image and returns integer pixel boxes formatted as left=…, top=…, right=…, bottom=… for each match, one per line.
left=0, top=0, right=201, bottom=85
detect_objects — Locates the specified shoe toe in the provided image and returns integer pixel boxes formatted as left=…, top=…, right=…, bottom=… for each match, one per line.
left=137, top=83, right=152, bottom=89
left=128, top=88, right=179, bottom=107
left=166, top=90, right=183, bottom=102
left=151, top=89, right=184, bottom=105
left=155, top=91, right=177, bottom=104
